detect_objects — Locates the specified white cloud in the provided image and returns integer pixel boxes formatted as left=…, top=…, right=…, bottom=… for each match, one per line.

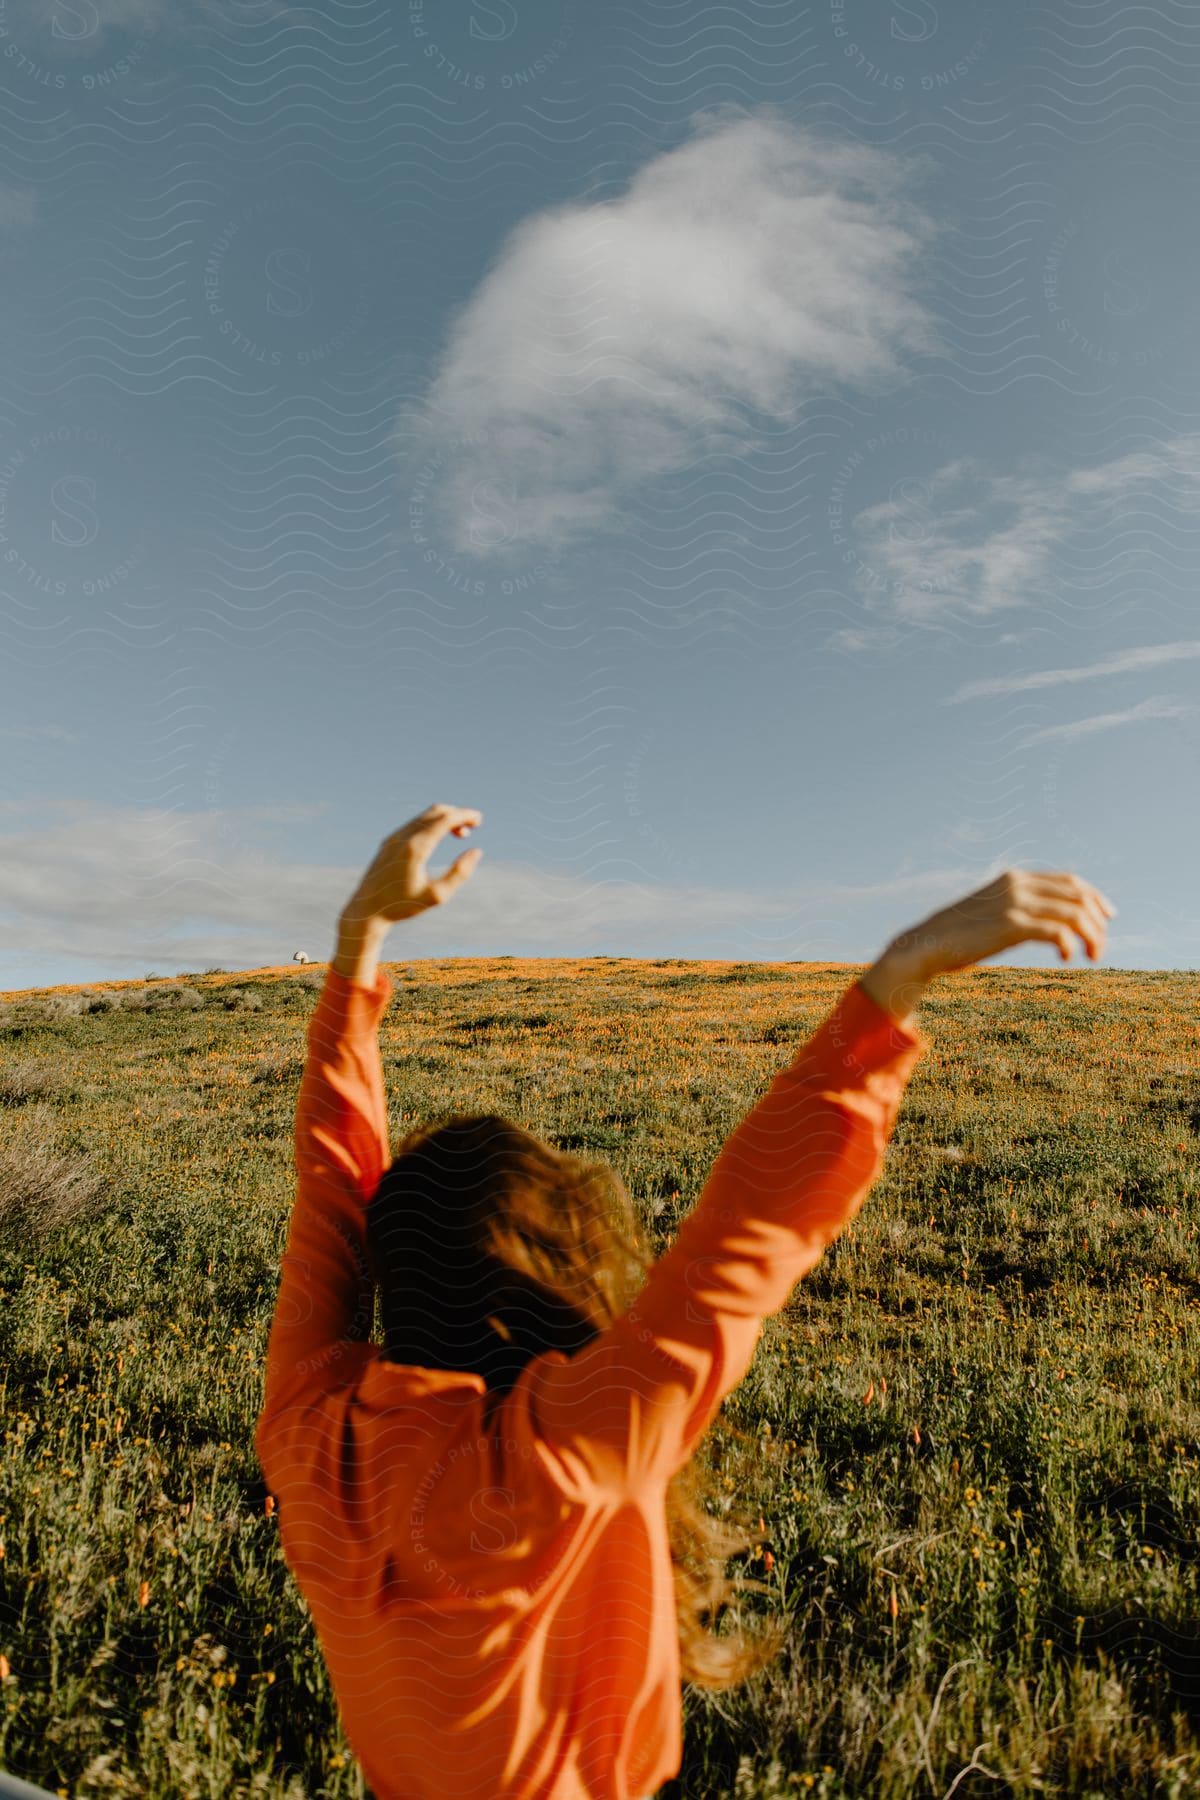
left=0, top=723, right=75, bottom=741
left=946, top=639, right=1200, bottom=704
left=826, top=625, right=905, bottom=653
left=0, top=797, right=976, bottom=979
left=846, top=434, right=1200, bottom=621
left=1020, top=694, right=1190, bottom=748
left=398, top=108, right=943, bottom=559
left=849, top=457, right=1076, bottom=620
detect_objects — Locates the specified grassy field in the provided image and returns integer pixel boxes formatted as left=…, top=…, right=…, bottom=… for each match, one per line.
left=0, top=957, right=1197, bottom=1799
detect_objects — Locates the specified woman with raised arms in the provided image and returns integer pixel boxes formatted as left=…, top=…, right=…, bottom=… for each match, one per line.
left=253, top=803, right=1114, bottom=1800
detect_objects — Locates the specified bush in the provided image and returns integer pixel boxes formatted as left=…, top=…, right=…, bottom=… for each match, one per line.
left=0, top=1102, right=106, bottom=1246
left=222, top=988, right=263, bottom=1012
left=123, top=984, right=206, bottom=1014
left=78, top=989, right=117, bottom=1014
left=38, top=992, right=88, bottom=1020
left=0, top=1058, right=56, bottom=1105
left=152, top=984, right=204, bottom=1011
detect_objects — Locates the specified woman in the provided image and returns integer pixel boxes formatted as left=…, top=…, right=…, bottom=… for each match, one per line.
left=253, top=802, right=1114, bottom=1800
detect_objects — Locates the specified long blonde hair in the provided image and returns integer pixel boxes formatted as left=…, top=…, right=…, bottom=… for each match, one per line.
left=367, top=1113, right=785, bottom=1689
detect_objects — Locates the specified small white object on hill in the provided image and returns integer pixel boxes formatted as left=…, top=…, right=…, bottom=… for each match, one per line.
left=292, top=952, right=311, bottom=964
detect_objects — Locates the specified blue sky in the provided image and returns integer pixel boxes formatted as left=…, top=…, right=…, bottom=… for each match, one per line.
left=1, top=0, right=1199, bottom=989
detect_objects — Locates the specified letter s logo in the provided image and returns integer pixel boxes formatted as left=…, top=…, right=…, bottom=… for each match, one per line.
left=265, top=247, right=314, bottom=319
left=470, top=0, right=519, bottom=42
left=469, top=1486, right=518, bottom=1554
left=891, top=0, right=938, bottom=42
left=887, top=476, right=936, bottom=549
left=52, top=0, right=101, bottom=41
left=467, top=479, right=520, bottom=553
left=50, top=476, right=99, bottom=548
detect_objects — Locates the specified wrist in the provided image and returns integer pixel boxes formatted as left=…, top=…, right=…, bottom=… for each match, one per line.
left=333, top=910, right=389, bottom=987
left=337, top=902, right=389, bottom=940
left=859, top=944, right=931, bottom=1026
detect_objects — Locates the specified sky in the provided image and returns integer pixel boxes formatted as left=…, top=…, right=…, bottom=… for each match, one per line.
left=1, top=0, right=1199, bottom=989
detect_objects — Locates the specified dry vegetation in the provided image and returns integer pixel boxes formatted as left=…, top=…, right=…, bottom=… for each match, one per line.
left=0, top=958, right=1197, bottom=1798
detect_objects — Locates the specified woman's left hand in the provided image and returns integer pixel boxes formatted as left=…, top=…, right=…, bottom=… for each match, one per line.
left=341, top=803, right=484, bottom=928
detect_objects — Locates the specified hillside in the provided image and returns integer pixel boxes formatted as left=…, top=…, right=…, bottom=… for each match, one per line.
left=0, top=960, right=1197, bottom=1798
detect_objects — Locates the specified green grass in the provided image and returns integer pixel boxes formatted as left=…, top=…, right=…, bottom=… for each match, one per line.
left=0, top=960, right=1198, bottom=1798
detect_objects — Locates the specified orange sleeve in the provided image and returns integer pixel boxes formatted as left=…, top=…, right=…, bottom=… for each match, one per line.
left=255, top=966, right=394, bottom=1457
left=526, top=977, right=929, bottom=1495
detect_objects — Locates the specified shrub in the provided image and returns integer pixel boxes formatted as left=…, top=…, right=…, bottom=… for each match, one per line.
left=79, top=989, right=117, bottom=1014
left=0, top=1102, right=106, bottom=1246
left=222, top=988, right=263, bottom=1012
left=153, top=985, right=204, bottom=1011
left=38, top=992, right=88, bottom=1020
left=123, top=984, right=206, bottom=1014
left=0, top=1058, right=56, bottom=1105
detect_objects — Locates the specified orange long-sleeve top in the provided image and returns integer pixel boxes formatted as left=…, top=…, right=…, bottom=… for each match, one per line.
left=254, top=965, right=929, bottom=1800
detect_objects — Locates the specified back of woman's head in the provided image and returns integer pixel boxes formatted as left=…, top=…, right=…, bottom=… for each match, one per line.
left=367, top=1111, right=784, bottom=1691
left=367, top=1113, right=645, bottom=1395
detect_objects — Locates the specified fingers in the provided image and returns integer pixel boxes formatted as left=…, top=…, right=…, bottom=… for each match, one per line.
left=1009, top=870, right=1115, bottom=962
left=1038, top=878, right=1114, bottom=953
left=1026, top=919, right=1076, bottom=962
left=427, top=846, right=483, bottom=905
left=1011, top=895, right=1107, bottom=962
left=407, top=803, right=484, bottom=851
left=1027, top=870, right=1117, bottom=918
left=407, top=806, right=485, bottom=908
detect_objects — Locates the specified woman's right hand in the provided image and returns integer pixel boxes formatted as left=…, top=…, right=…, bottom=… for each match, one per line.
left=886, top=868, right=1117, bottom=981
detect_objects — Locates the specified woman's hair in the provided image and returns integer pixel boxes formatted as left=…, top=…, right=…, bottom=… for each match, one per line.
left=366, top=1113, right=785, bottom=1691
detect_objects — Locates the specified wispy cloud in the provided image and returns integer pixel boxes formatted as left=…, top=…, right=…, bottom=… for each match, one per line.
left=0, top=798, right=975, bottom=978
left=850, top=457, right=1077, bottom=620
left=1020, top=694, right=1190, bottom=748
left=398, top=107, right=942, bottom=559
left=945, top=639, right=1200, bottom=704
left=826, top=626, right=905, bottom=654
left=0, top=724, right=76, bottom=742
left=846, top=435, right=1200, bottom=621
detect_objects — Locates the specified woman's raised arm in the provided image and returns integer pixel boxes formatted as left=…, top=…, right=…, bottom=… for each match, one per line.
left=860, top=865, right=1116, bottom=1021
left=524, top=864, right=1116, bottom=1499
